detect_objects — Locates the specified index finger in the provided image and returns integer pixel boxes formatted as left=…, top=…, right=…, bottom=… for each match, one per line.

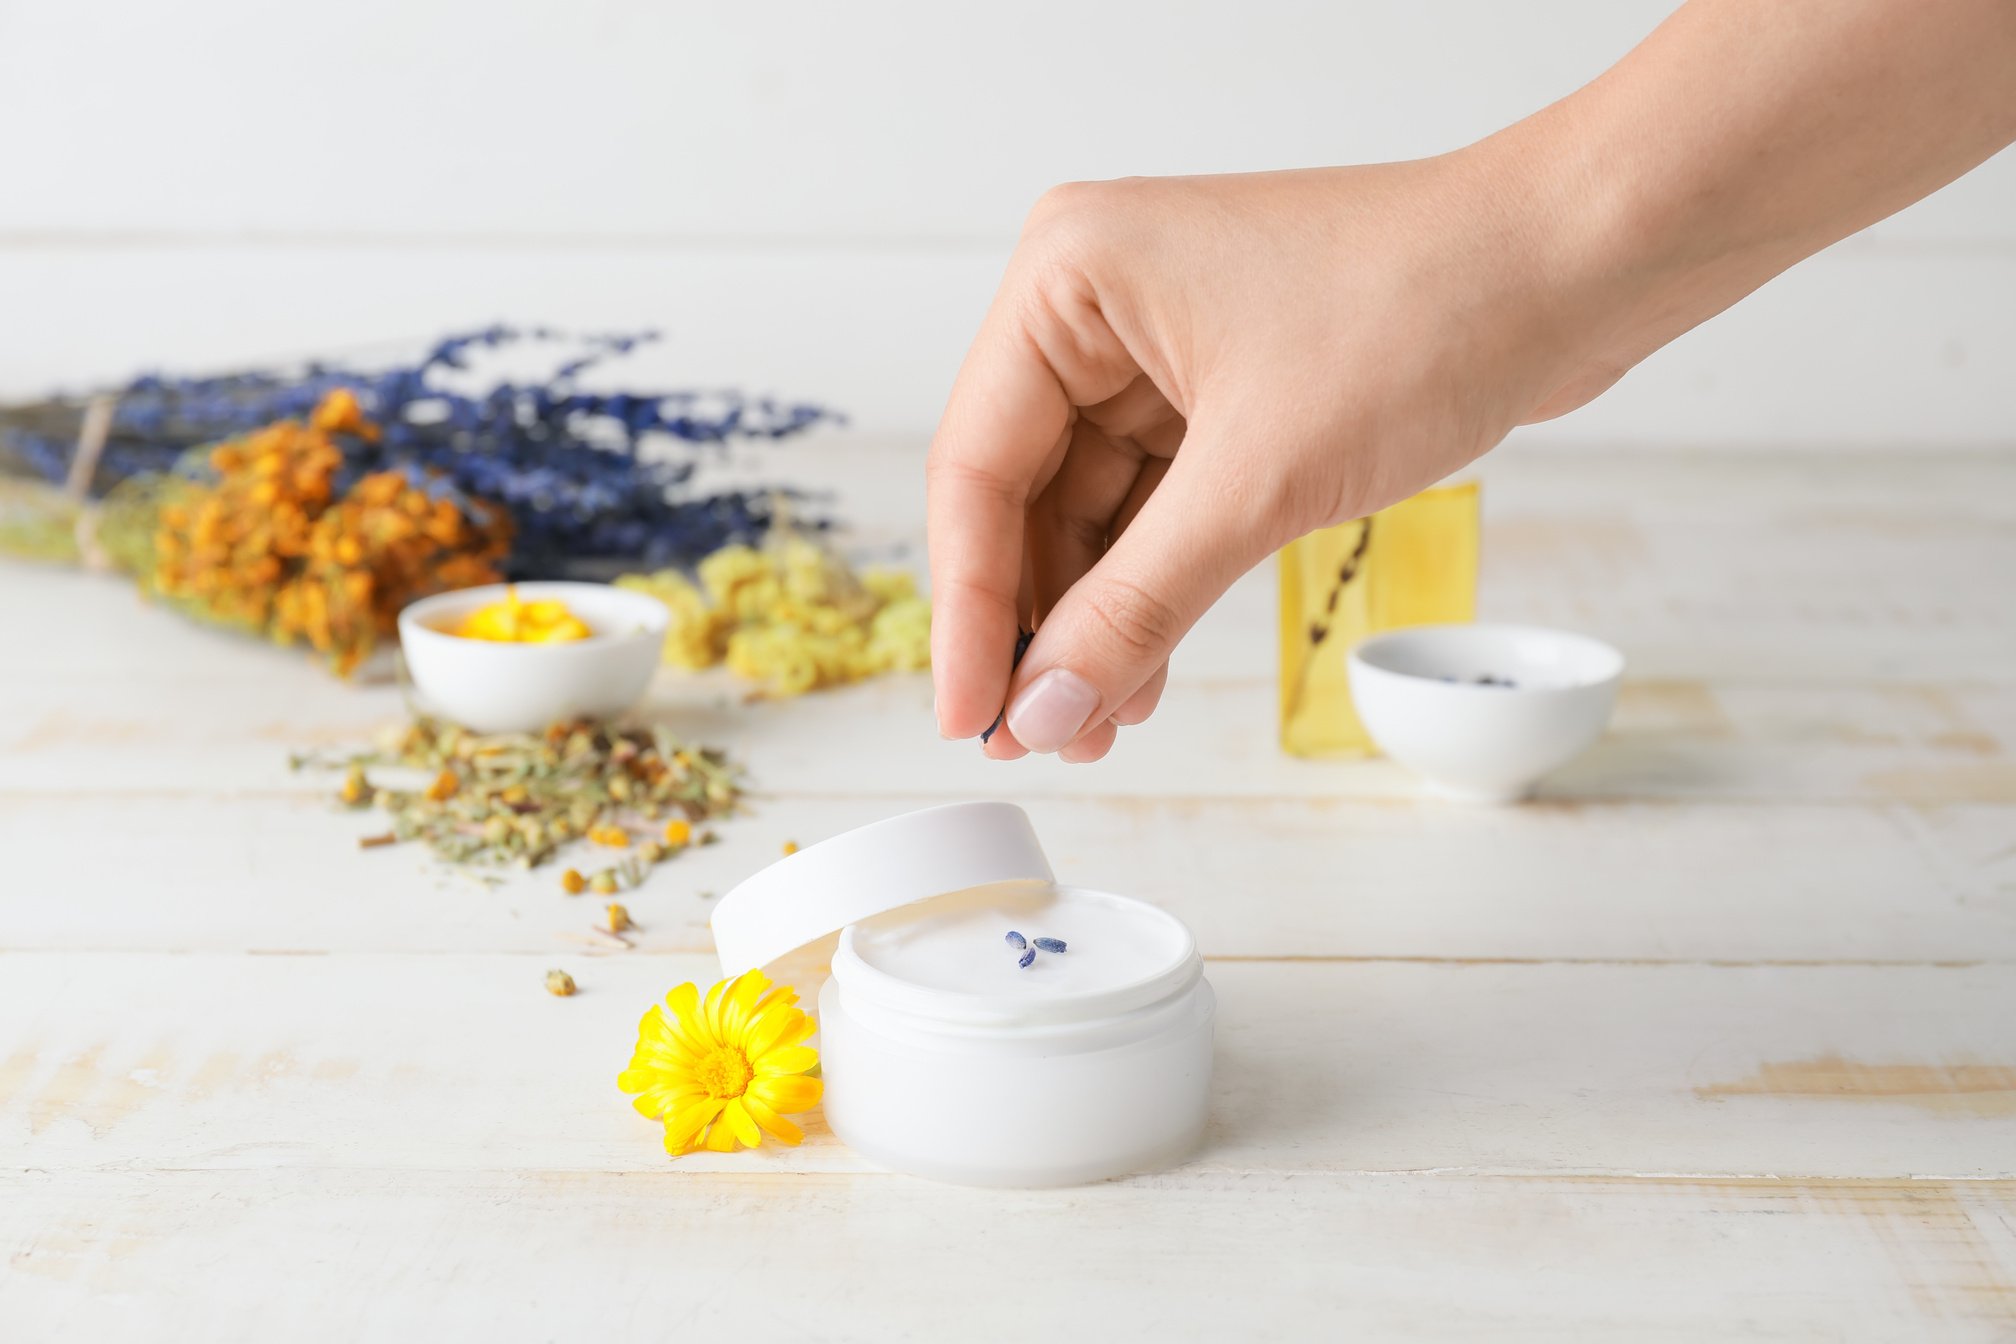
left=927, top=313, right=1073, bottom=739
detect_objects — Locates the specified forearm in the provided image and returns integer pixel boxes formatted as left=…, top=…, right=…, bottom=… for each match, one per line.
left=1479, top=0, right=2016, bottom=413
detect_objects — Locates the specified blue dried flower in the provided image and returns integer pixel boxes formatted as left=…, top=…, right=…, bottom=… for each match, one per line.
left=978, top=629, right=1037, bottom=745
left=1033, top=937, right=1067, bottom=954
left=0, top=327, right=843, bottom=576
left=1016, top=947, right=1036, bottom=969
left=1005, top=931, right=1027, bottom=950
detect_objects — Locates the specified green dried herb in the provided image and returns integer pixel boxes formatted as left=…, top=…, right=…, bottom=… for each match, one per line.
left=293, top=716, right=744, bottom=883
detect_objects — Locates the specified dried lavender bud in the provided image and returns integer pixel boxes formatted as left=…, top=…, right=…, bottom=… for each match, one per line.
left=979, top=630, right=1036, bottom=745
left=1033, top=937, right=1067, bottom=954
left=1005, top=931, right=1027, bottom=950
left=1017, top=947, right=1036, bottom=969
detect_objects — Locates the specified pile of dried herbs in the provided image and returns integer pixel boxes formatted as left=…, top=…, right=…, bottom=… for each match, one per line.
left=294, top=717, right=743, bottom=893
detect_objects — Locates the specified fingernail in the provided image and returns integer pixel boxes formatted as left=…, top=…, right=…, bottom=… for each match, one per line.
left=1005, top=668, right=1101, bottom=754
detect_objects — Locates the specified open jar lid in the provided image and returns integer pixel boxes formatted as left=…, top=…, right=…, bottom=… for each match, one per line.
left=710, top=801, right=1056, bottom=976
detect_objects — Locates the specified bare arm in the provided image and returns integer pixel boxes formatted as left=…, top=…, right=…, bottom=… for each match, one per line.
left=927, top=0, right=2016, bottom=761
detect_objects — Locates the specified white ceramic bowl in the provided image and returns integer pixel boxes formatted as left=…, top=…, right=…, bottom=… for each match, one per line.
left=1347, top=623, right=1624, bottom=803
left=397, top=582, right=669, bottom=733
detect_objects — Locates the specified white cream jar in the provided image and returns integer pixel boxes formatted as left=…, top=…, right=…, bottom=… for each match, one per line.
left=711, top=803, right=1215, bottom=1188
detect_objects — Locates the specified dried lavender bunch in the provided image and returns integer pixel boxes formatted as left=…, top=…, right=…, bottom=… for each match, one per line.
left=0, top=327, right=840, bottom=576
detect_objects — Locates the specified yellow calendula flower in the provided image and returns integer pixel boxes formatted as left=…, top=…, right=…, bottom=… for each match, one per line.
left=618, top=970, right=822, bottom=1155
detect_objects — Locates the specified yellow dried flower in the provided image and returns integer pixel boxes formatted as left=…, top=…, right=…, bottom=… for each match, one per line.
left=424, top=768, right=460, bottom=802
left=588, top=824, right=631, bottom=848
left=451, top=586, right=593, bottom=643
left=781, top=840, right=799, bottom=856
left=545, top=968, right=578, bottom=997
left=606, top=902, right=633, bottom=933
left=662, top=818, right=692, bottom=848
left=616, top=533, right=930, bottom=697
left=614, top=570, right=724, bottom=669
left=560, top=868, right=587, bottom=895
left=590, top=870, right=619, bottom=896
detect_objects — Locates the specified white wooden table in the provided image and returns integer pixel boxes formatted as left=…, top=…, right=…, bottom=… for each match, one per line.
left=4, top=441, right=2014, bottom=1339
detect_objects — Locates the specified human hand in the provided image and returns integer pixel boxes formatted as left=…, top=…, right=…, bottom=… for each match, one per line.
left=927, top=156, right=1611, bottom=762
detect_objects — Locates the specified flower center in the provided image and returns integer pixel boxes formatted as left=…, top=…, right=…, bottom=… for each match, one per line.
left=695, top=1046, right=753, bottom=1099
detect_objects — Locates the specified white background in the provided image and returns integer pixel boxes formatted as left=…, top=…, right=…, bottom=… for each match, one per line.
left=1, top=0, right=2010, bottom=446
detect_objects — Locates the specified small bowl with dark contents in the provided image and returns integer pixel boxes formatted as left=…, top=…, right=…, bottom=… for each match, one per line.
left=1347, top=624, right=1624, bottom=803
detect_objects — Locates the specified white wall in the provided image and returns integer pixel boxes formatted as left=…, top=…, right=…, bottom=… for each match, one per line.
left=2, top=0, right=2011, bottom=446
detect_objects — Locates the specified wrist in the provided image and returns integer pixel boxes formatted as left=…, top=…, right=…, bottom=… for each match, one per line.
left=1451, top=87, right=1784, bottom=422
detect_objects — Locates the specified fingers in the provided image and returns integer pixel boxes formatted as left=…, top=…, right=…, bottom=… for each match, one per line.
left=1002, top=435, right=1270, bottom=755
left=1028, top=420, right=1145, bottom=627
left=1111, top=663, right=1167, bottom=726
left=981, top=720, right=1030, bottom=761
left=926, top=316, right=1074, bottom=739
left=1059, top=719, right=1119, bottom=764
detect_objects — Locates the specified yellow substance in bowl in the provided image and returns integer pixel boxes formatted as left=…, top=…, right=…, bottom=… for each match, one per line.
left=450, top=588, right=593, bottom=644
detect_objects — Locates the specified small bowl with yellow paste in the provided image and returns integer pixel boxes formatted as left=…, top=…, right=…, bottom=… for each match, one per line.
left=399, top=582, right=669, bottom=732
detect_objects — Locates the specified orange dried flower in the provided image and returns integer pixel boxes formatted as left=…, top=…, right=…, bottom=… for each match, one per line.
left=146, top=391, right=511, bottom=675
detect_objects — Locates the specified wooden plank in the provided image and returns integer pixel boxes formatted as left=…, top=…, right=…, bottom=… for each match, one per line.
left=4, top=953, right=2012, bottom=1180
left=2, top=656, right=2009, bottom=803
left=5, top=791, right=2014, bottom=964
left=3, top=1168, right=2011, bottom=1341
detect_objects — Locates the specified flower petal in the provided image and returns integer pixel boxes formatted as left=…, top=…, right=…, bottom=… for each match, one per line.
left=749, top=1073, right=822, bottom=1114
left=627, top=1034, right=698, bottom=1071
left=753, top=1045, right=819, bottom=1077
left=645, top=1004, right=712, bottom=1064
left=623, top=1076, right=705, bottom=1120
left=660, top=985, right=717, bottom=1051
left=742, top=1004, right=811, bottom=1060
left=702, top=1117, right=741, bottom=1151
left=662, top=1095, right=725, bottom=1150
left=664, top=982, right=701, bottom=1021
left=721, top=1097, right=762, bottom=1148
left=701, top=977, right=731, bottom=1041
left=719, top=970, right=770, bottom=1042
left=742, top=1093, right=805, bottom=1146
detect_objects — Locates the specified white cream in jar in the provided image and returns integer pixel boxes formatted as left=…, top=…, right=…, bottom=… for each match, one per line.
left=710, top=803, right=1216, bottom=1188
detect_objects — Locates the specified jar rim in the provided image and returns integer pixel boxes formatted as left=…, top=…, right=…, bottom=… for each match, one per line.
left=829, top=885, right=1201, bottom=1030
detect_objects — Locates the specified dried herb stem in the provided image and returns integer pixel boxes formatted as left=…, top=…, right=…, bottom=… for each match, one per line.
left=1282, top=517, right=1376, bottom=725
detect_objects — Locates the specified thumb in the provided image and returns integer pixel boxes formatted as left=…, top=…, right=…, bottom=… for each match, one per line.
left=1002, top=444, right=1272, bottom=754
